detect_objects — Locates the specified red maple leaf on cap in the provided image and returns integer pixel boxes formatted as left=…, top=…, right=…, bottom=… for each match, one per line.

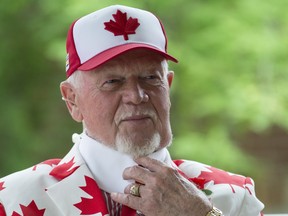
left=11, top=200, right=45, bottom=216
left=191, top=166, right=253, bottom=194
left=49, top=157, right=79, bottom=180
left=74, top=176, right=108, bottom=215
left=104, top=9, right=140, bottom=40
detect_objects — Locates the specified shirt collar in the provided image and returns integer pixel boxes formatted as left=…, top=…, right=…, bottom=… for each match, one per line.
left=75, top=132, right=173, bottom=193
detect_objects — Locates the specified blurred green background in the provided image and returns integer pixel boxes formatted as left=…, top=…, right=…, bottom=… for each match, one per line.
left=1, top=0, right=288, bottom=213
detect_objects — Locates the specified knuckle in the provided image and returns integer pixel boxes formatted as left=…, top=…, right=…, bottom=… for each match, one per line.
left=149, top=174, right=161, bottom=186
left=123, top=194, right=133, bottom=205
left=149, top=168, right=177, bottom=187
left=124, top=166, right=139, bottom=177
left=128, top=165, right=140, bottom=175
left=131, top=165, right=140, bottom=172
left=162, top=166, right=177, bottom=176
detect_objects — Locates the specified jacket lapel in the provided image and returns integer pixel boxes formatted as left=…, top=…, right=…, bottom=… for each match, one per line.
left=45, top=143, right=109, bottom=216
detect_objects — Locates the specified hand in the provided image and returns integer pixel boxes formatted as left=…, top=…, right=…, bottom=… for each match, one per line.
left=111, top=157, right=212, bottom=216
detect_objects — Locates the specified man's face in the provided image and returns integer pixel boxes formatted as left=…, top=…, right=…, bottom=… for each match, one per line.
left=67, top=50, right=174, bottom=157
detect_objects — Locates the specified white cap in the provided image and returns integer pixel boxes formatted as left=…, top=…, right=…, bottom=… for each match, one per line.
left=66, top=5, right=178, bottom=77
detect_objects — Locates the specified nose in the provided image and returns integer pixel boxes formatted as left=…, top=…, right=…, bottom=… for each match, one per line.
left=121, top=79, right=149, bottom=104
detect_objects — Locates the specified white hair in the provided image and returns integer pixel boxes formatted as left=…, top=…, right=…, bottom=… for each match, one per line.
left=65, top=70, right=84, bottom=89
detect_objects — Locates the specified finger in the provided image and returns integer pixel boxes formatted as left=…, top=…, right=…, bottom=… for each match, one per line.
left=123, top=165, right=151, bottom=183
left=111, top=192, right=141, bottom=211
left=135, top=156, right=169, bottom=172
left=124, top=183, right=143, bottom=196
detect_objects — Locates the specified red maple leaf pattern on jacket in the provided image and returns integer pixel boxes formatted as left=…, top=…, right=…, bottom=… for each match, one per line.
left=173, top=160, right=212, bottom=195
left=11, top=200, right=45, bottom=216
left=74, top=176, right=108, bottom=215
left=49, top=157, right=79, bottom=180
left=104, top=9, right=140, bottom=40
left=191, top=166, right=253, bottom=194
left=0, top=203, right=6, bottom=216
left=32, top=158, right=61, bottom=171
left=0, top=182, right=5, bottom=191
left=189, top=177, right=207, bottom=190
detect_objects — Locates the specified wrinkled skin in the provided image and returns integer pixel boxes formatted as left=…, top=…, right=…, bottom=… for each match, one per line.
left=61, top=49, right=212, bottom=215
left=111, top=157, right=212, bottom=216
left=61, top=50, right=173, bottom=156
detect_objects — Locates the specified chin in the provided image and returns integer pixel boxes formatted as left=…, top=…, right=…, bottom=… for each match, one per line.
left=115, top=133, right=161, bottom=157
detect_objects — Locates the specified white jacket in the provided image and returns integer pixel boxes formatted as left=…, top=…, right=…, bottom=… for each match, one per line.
left=0, top=140, right=264, bottom=216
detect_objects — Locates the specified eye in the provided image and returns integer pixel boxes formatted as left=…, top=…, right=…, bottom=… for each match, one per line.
left=99, top=78, right=125, bottom=91
left=145, top=75, right=157, bottom=80
left=141, top=74, right=163, bottom=86
left=105, top=79, right=122, bottom=84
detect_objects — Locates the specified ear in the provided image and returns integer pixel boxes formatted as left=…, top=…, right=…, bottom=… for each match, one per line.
left=60, top=81, right=83, bottom=122
left=167, top=71, right=174, bottom=88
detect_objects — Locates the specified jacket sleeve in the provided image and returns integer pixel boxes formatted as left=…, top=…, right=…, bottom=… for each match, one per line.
left=174, top=159, right=265, bottom=216
left=237, top=177, right=264, bottom=216
left=209, top=176, right=264, bottom=216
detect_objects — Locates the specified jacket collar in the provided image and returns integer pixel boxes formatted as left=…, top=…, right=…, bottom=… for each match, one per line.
left=45, top=133, right=175, bottom=216
left=45, top=143, right=109, bottom=215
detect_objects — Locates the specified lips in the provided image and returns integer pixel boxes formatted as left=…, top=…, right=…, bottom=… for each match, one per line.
left=116, top=110, right=157, bottom=125
left=122, top=115, right=151, bottom=122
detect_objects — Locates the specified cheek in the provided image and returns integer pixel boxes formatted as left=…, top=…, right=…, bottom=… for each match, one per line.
left=86, top=95, right=119, bottom=127
left=149, top=93, right=171, bottom=131
left=82, top=98, right=119, bottom=143
left=152, top=89, right=171, bottom=112
left=87, top=101, right=111, bottom=121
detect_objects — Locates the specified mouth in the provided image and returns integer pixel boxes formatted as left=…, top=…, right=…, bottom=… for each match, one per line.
left=121, top=115, right=152, bottom=122
left=116, top=111, right=157, bottom=126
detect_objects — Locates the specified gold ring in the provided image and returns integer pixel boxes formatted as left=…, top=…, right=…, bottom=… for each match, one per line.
left=130, top=184, right=141, bottom=197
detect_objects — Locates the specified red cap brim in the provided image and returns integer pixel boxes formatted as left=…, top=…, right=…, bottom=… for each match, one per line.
left=78, top=43, right=178, bottom=72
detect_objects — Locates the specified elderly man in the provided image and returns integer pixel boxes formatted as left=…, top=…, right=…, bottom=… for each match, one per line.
left=0, top=5, right=264, bottom=216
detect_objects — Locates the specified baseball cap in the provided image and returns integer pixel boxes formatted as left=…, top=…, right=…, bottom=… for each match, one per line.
left=65, top=5, right=178, bottom=77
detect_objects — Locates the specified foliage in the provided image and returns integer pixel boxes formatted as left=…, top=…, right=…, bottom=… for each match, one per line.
left=0, top=0, right=287, bottom=180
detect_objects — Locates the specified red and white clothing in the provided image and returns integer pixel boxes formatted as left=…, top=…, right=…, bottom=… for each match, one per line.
left=0, top=133, right=264, bottom=216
